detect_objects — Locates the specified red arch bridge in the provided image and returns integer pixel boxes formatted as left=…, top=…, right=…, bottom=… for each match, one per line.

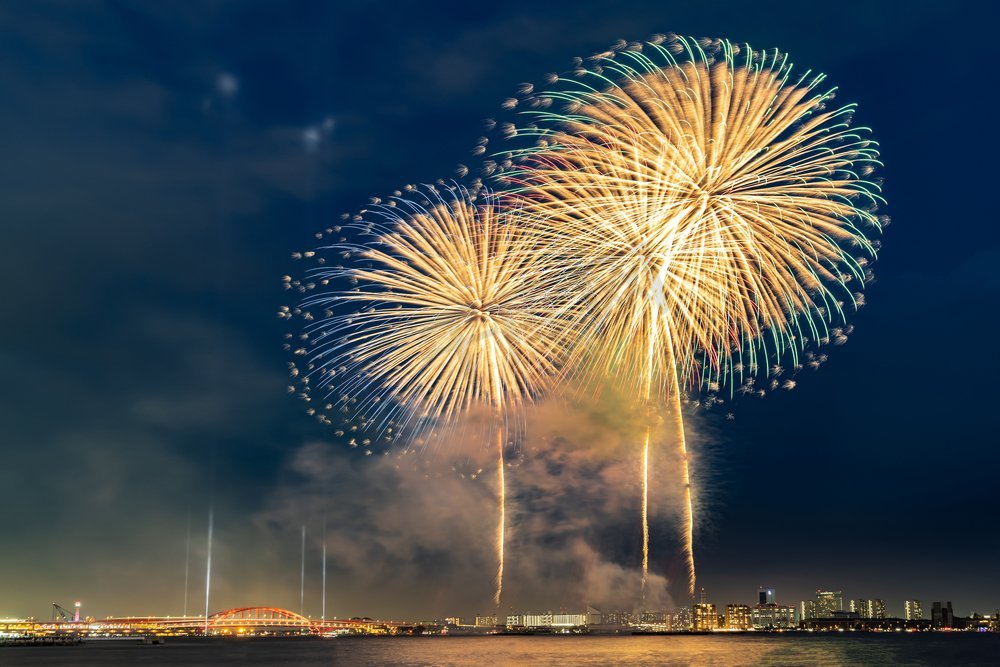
left=204, top=606, right=393, bottom=634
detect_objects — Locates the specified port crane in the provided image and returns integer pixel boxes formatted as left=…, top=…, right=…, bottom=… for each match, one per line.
left=51, top=602, right=81, bottom=623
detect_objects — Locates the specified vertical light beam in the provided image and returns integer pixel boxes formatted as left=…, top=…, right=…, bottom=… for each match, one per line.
left=203, top=504, right=213, bottom=635
left=183, top=510, right=191, bottom=617
left=321, top=519, right=327, bottom=623
left=300, top=524, right=306, bottom=616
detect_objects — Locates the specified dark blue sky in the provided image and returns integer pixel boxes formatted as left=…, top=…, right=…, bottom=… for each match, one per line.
left=1, top=0, right=998, bottom=620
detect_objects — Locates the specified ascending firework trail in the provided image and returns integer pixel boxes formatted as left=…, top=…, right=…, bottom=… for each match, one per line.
left=490, top=34, right=884, bottom=597
left=287, top=184, right=567, bottom=608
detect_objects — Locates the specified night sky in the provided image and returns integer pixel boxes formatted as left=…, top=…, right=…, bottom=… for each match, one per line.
left=2, top=1, right=999, bottom=621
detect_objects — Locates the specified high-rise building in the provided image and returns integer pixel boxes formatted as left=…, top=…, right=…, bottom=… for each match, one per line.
left=672, top=607, right=693, bottom=631
left=800, top=600, right=816, bottom=621
left=693, top=590, right=718, bottom=632
left=725, top=604, right=751, bottom=630
left=931, top=602, right=954, bottom=629
left=746, top=588, right=795, bottom=630
left=904, top=600, right=923, bottom=621
left=850, top=599, right=887, bottom=619
left=814, top=591, right=844, bottom=618
left=693, top=603, right=718, bottom=631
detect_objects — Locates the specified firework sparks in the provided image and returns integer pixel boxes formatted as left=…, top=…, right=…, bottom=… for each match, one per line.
left=492, top=35, right=884, bottom=597
left=290, top=183, right=567, bottom=607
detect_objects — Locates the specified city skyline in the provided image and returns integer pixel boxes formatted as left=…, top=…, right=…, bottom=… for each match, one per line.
left=9, top=579, right=995, bottom=627
left=2, top=0, right=999, bottom=626
left=11, top=584, right=995, bottom=635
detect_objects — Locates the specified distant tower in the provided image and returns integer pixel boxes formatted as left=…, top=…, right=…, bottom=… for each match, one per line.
left=74, top=601, right=81, bottom=623
left=758, top=588, right=775, bottom=606
left=904, top=600, right=923, bottom=621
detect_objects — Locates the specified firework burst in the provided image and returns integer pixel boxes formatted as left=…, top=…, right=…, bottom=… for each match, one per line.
left=289, top=183, right=568, bottom=606
left=489, top=35, right=885, bottom=597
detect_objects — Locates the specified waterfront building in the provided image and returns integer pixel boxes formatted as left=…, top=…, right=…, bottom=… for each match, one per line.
left=724, top=604, right=751, bottom=630
left=815, top=591, right=844, bottom=618
left=751, top=604, right=796, bottom=630
left=904, top=600, right=923, bottom=621
left=672, top=607, right=693, bottom=631
left=504, top=612, right=587, bottom=628
left=749, top=588, right=795, bottom=630
left=475, top=614, right=497, bottom=627
left=639, top=610, right=669, bottom=624
left=850, top=599, right=887, bottom=619
left=931, top=602, right=955, bottom=629
left=693, top=603, right=718, bottom=631
left=524, top=613, right=553, bottom=628
left=800, top=600, right=816, bottom=621
left=551, top=613, right=587, bottom=627
left=963, top=612, right=999, bottom=632
left=600, top=610, right=634, bottom=626
left=802, top=616, right=933, bottom=632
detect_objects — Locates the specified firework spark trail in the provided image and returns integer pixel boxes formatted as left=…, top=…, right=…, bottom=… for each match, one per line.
left=495, top=427, right=505, bottom=607
left=640, top=289, right=656, bottom=597
left=289, top=184, right=569, bottom=608
left=640, top=429, right=649, bottom=597
left=662, top=313, right=696, bottom=595
left=491, top=35, right=883, bottom=599
left=667, top=343, right=695, bottom=595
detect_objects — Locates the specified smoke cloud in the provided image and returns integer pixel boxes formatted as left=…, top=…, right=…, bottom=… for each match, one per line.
left=256, top=390, right=718, bottom=619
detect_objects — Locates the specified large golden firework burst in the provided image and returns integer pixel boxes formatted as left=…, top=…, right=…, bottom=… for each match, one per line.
left=489, top=34, right=885, bottom=596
